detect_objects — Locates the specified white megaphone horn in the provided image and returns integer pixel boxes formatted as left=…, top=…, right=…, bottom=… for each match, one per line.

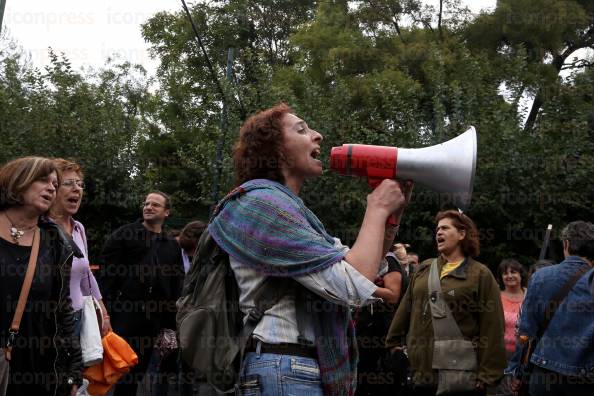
left=330, top=127, right=477, bottom=211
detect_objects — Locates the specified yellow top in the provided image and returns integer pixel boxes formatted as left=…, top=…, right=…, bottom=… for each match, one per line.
left=440, top=260, right=464, bottom=279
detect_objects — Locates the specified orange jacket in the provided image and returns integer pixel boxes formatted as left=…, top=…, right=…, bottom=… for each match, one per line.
left=84, top=331, right=138, bottom=396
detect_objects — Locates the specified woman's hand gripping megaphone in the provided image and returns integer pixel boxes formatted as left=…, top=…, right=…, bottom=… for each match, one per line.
left=367, top=179, right=413, bottom=226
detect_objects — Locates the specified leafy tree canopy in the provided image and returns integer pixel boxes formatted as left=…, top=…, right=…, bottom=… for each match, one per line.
left=1, top=0, right=592, bottom=268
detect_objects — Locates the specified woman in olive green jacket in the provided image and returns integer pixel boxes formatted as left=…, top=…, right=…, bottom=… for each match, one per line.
left=386, top=210, right=506, bottom=396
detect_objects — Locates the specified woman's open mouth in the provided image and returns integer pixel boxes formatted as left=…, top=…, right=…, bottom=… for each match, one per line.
left=41, top=194, right=53, bottom=203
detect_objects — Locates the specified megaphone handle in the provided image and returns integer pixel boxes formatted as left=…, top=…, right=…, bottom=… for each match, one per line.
left=368, top=178, right=399, bottom=227
left=387, top=214, right=397, bottom=226
left=368, top=178, right=382, bottom=189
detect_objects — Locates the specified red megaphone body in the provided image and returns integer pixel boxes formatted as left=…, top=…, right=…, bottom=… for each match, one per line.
left=330, top=144, right=398, bottom=188
left=330, top=144, right=399, bottom=224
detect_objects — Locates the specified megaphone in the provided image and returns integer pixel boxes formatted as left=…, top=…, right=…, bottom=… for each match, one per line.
left=330, top=127, right=477, bottom=211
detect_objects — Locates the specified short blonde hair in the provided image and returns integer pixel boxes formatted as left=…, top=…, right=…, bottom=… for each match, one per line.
left=0, top=156, right=60, bottom=210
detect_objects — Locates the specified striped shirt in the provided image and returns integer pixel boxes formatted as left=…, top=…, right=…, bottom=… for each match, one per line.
left=230, top=238, right=378, bottom=344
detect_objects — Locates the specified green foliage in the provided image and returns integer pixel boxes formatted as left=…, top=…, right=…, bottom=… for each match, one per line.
left=0, top=45, right=151, bottom=257
left=1, top=0, right=593, bottom=269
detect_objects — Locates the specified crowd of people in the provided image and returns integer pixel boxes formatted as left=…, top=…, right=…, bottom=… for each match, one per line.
left=0, top=103, right=593, bottom=396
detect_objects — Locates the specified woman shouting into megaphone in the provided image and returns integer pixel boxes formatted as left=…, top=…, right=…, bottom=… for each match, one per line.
left=208, top=103, right=412, bottom=396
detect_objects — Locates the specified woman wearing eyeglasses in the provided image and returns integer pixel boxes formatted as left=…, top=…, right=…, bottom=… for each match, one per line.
left=49, top=158, right=111, bottom=337
left=0, top=156, right=82, bottom=395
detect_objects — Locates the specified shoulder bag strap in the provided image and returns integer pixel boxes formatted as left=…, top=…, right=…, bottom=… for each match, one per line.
left=4, top=227, right=41, bottom=361
left=80, top=228, right=94, bottom=292
left=537, top=264, right=591, bottom=339
left=428, top=259, right=465, bottom=340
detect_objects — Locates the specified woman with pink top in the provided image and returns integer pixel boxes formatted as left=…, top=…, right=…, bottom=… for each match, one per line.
left=496, top=259, right=528, bottom=358
left=50, top=158, right=111, bottom=336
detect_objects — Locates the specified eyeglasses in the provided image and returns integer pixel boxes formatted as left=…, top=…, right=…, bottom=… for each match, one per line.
left=143, top=202, right=164, bottom=209
left=62, top=179, right=85, bottom=189
left=38, top=176, right=59, bottom=190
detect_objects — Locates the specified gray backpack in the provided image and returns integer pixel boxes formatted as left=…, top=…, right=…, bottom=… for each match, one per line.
left=176, top=230, right=283, bottom=393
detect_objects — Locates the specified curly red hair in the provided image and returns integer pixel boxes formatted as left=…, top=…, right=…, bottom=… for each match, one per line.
left=233, top=103, right=293, bottom=186
left=53, top=158, right=84, bottom=178
left=435, top=209, right=480, bottom=258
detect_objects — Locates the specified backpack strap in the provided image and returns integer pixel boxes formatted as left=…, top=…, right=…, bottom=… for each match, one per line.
left=536, top=263, right=591, bottom=339
left=294, top=284, right=314, bottom=346
left=237, top=277, right=292, bottom=362
left=237, top=278, right=314, bottom=363
left=428, top=258, right=465, bottom=340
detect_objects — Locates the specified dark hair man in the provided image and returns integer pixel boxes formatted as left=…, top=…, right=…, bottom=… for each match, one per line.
left=177, top=220, right=206, bottom=273
left=407, top=251, right=420, bottom=268
left=99, top=191, right=184, bottom=396
left=508, top=221, right=594, bottom=396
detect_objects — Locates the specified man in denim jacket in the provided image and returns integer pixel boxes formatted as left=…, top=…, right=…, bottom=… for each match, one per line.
left=508, top=221, right=594, bottom=395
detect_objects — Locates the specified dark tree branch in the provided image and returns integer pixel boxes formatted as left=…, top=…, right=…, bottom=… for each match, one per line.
left=383, top=1, right=405, bottom=43
left=180, top=0, right=226, bottom=106
left=561, top=59, right=594, bottom=70
left=423, top=20, right=435, bottom=33
left=391, top=19, right=405, bottom=43
left=408, top=7, right=434, bottom=33
left=523, top=42, right=585, bottom=132
left=438, top=0, right=443, bottom=41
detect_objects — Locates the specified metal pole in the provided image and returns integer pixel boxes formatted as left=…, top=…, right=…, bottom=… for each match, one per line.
left=0, top=0, right=7, bottom=33
left=210, top=47, right=234, bottom=211
left=180, top=0, right=227, bottom=105
left=538, top=224, right=553, bottom=261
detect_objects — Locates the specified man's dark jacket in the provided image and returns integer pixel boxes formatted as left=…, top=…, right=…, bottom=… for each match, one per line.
left=99, top=220, right=184, bottom=334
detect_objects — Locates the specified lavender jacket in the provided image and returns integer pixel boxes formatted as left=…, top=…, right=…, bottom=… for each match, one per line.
left=70, top=219, right=102, bottom=311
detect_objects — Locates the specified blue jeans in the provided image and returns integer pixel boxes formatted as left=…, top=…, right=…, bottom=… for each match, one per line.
left=529, top=366, right=594, bottom=396
left=237, top=349, right=323, bottom=396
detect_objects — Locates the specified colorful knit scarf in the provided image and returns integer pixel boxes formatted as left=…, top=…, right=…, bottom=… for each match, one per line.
left=209, top=179, right=358, bottom=396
